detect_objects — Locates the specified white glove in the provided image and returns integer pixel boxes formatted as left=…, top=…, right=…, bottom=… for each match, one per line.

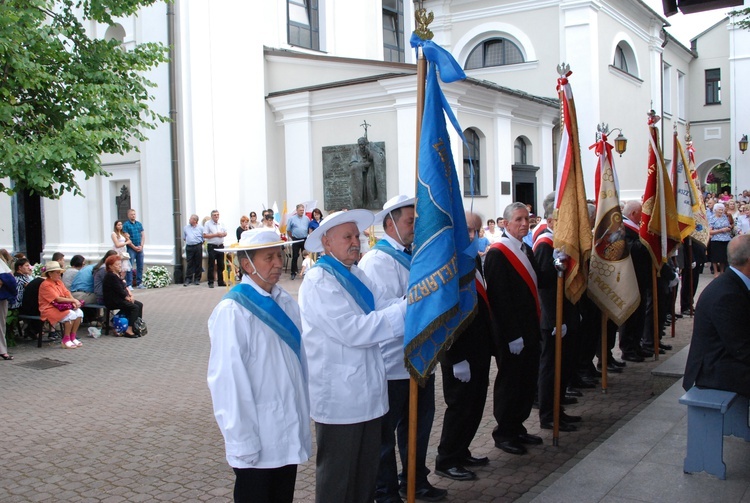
left=552, top=324, right=567, bottom=338
left=668, top=276, right=680, bottom=288
left=691, top=262, right=697, bottom=269
left=508, top=337, right=524, bottom=355
left=453, top=360, right=471, bottom=383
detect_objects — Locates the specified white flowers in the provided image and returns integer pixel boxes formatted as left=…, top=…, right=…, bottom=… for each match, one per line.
left=142, top=266, right=171, bottom=289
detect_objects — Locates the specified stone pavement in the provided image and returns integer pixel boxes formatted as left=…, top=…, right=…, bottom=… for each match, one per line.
left=0, top=272, right=715, bottom=502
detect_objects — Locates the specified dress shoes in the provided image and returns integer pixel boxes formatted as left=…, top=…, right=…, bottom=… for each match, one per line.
left=495, top=439, right=527, bottom=455
left=561, top=396, right=578, bottom=405
left=571, top=377, right=597, bottom=389
left=290, top=272, right=297, bottom=280
left=565, top=387, right=583, bottom=397
left=461, top=455, right=489, bottom=467
left=517, top=433, right=543, bottom=445
left=621, top=352, right=645, bottom=363
left=561, top=412, right=582, bottom=423
left=435, top=466, right=476, bottom=481
left=208, top=283, right=214, bottom=288
left=597, top=362, right=623, bottom=373
left=541, top=421, right=577, bottom=432
left=611, top=359, right=627, bottom=368
left=659, top=342, right=673, bottom=351
left=398, top=484, right=448, bottom=501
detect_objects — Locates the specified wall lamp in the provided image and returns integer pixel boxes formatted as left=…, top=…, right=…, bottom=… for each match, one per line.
left=596, top=123, right=628, bottom=156
left=740, top=134, right=748, bottom=154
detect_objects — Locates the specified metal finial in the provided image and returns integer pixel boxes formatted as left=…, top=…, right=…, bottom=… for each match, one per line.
left=556, top=63, right=570, bottom=77
left=414, top=7, right=434, bottom=40
left=360, top=120, right=371, bottom=139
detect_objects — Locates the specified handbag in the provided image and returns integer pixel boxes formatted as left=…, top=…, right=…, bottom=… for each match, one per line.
left=133, top=317, right=148, bottom=336
left=52, top=300, right=84, bottom=311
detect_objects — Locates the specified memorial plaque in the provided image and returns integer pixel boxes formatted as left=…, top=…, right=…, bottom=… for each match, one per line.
left=322, top=140, right=386, bottom=211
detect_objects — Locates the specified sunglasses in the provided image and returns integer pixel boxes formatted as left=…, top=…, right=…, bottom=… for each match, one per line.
left=264, top=215, right=274, bottom=220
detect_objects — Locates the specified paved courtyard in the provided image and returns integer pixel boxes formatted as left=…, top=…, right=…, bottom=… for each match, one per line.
left=1, top=273, right=704, bottom=502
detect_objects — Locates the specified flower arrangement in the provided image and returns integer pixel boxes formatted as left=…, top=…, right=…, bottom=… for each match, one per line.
left=142, top=265, right=171, bottom=288
left=32, top=262, right=44, bottom=277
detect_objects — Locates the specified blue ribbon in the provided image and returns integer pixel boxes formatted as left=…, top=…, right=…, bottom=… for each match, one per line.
left=315, top=255, right=375, bottom=314
left=410, top=33, right=466, bottom=83
left=373, top=239, right=412, bottom=271
left=224, top=284, right=301, bottom=362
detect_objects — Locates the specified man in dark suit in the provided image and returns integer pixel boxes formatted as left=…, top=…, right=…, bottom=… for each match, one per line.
left=683, top=235, right=750, bottom=396
left=485, top=202, right=547, bottom=455
left=435, top=212, right=496, bottom=481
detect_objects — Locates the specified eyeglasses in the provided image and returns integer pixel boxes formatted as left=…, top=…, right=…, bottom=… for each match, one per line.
left=264, top=215, right=274, bottom=220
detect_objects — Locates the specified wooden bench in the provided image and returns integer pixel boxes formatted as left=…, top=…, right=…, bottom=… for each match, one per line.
left=17, top=315, right=61, bottom=348
left=679, top=387, right=750, bottom=479
left=85, top=303, right=112, bottom=335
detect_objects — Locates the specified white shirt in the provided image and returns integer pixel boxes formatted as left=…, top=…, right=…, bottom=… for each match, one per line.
left=299, top=261, right=406, bottom=424
left=486, top=227, right=503, bottom=244
left=204, top=219, right=227, bottom=246
left=207, top=276, right=311, bottom=469
left=358, top=235, right=411, bottom=380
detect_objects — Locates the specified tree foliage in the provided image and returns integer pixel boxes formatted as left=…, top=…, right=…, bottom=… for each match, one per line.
left=0, top=0, right=168, bottom=198
left=729, top=8, right=750, bottom=30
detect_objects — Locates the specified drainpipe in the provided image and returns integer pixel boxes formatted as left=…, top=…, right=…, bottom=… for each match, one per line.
left=167, top=2, right=183, bottom=284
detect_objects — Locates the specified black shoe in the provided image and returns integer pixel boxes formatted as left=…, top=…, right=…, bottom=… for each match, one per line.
left=494, top=439, right=527, bottom=455
left=611, top=359, right=627, bottom=368
left=461, top=455, right=489, bottom=467
left=681, top=309, right=692, bottom=316
left=571, top=377, right=597, bottom=389
left=435, top=466, right=476, bottom=481
left=597, top=362, right=623, bottom=373
left=566, top=387, right=583, bottom=397
left=659, top=342, right=673, bottom=351
left=208, top=283, right=214, bottom=288
left=399, top=484, right=448, bottom=501
left=561, top=396, right=578, bottom=405
left=622, top=352, right=645, bottom=362
left=217, top=282, right=226, bottom=287
left=291, top=272, right=297, bottom=280
left=589, top=368, right=603, bottom=378
left=561, top=412, right=582, bottom=423
left=541, top=421, right=577, bottom=432
left=183, top=283, right=189, bottom=287
left=517, top=433, right=543, bottom=445
left=193, top=281, right=200, bottom=285
left=674, top=313, right=683, bottom=319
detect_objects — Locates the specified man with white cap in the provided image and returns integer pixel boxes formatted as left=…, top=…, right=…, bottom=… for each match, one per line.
left=207, top=229, right=311, bottom=502
left=358, top=196, right=446, bottom=502
left=299, top=209, right=407, bottom=503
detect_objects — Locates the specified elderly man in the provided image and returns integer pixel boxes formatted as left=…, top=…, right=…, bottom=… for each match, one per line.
left=434, top=212, right=495, bottom=481
left=359, top=196, right=446, bottom=502
left=183, top=214, right=204, bottom=286
left=300, top=210, right=407, bottom=503
left=484, top=202, right=544, bottom=455
left=204, top=209, right=228, bottom=288
left=683, top=234, right=750, bottom=396
left=287, top=204, right=311, bottom=280
left=207, top=229, right=311, bottom=502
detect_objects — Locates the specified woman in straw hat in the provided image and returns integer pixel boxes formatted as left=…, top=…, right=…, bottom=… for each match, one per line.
left=38, top=261, right=84, bottom=349
left=207, top=229, right=310, bottom=502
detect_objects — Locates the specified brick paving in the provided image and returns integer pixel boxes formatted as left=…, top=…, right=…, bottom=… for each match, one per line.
left=0, top=273, right=706, bottom=502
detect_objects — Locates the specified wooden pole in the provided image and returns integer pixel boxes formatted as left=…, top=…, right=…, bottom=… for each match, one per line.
left=687, top=242, right=694, bottom=316
left=652, top=265, right=659, bottom=361
left=406, top=44, right=428, bottom=503
left=600, top=313, right=608, bottom=393
left=553, top=271, right=564, bottom=446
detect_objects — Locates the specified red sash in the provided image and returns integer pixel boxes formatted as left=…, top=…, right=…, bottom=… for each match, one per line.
left=622, top=218, right=639, bottom=234
left=490, top=241, right=540, bottom=318
left=532, top=234, right=553, bottom=253
left=475, top=270, right=489, bottom=310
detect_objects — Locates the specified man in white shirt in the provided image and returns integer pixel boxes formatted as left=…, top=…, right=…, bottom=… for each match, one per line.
left=203, top=209, right=228, bottom=288
left=359, top=196, right=447, bottom=502
left=287, top=203, right=311, bottom=280
left=299, top=210, right=406, bottom=503
left=207, top=229, right=311, bottom=502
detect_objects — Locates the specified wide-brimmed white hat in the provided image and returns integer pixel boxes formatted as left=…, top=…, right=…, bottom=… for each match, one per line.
left=41, top=261, right=65, bottom=277
left=374, top=195, right=416, bottom=225
left=305, top=209, right=374, bottom=253
left=216, top=229, right=299, bottom=253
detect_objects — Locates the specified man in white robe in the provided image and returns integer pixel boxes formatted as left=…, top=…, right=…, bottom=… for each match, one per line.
left=207, top=229, right=311, bottom=502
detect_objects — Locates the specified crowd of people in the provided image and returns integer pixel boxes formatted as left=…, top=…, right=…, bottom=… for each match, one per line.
left=0, top=208, right=150, bottom=356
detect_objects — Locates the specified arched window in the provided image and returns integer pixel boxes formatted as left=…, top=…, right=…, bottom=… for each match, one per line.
left=514, top=137, right=527, bottom=165
left=612, top=41, right=638, bottom=78
left=463, top=128, right=481, bottom=196
left=465, top=38, right=524, bottom=70
left=104, top=24, right=126, bottom=44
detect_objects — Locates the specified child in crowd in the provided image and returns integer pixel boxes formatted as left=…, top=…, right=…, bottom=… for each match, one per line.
left=299, top=250, right=315, bottom=277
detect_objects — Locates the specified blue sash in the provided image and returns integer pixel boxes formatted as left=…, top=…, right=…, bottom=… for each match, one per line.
left=373, top=239, right=411, bottom=271
left=315, top=255, right=374, bottom=314
left=223, top=283, right=301, bottom=362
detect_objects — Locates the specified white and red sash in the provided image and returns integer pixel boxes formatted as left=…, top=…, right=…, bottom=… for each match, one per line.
left=532, top=219, right=548, bottom=242
left=491, top=237, right=540, bottom=318
left=622, top=217, right=639, bottom=234
left=532, top=228, right=553, bottom=253
left=475, top=269, right=489, bottom=310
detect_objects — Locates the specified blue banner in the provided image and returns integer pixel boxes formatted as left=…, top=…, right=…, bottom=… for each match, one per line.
left=404, top=53, right=477, bottom=383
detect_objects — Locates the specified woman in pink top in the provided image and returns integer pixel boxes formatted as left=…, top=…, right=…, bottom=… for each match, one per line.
left=38, top=261, right=85, bottom=349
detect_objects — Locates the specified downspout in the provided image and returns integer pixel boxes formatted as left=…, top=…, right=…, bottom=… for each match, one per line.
left=661, top=28, right=668, bottom=156
left=168, top=1, right=184, bottom=284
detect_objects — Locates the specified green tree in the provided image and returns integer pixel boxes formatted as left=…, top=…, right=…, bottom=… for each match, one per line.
left=0, top=0, right=168, bottom=198
left=730, top=8, right=750, bottom=30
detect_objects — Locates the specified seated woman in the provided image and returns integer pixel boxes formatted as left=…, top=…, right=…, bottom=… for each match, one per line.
left=102, top=255, right=144, bottom=338
left=10, top=258, right=33, bottom=310
left=94, top=250, right=119, bottom=304
left=38, top=261, right=84, bottom=349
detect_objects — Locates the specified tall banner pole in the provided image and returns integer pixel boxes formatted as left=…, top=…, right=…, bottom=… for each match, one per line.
left=600, top=314, right=608, bottom=393
left=652, top=266, right=659, bottom=361
left=553, top=265, right=564, bottom=446
left=687, top=242, right=694, bottom=316
left=407, top=5, right=429, bottom=502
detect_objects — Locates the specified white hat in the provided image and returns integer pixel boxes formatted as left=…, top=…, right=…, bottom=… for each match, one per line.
left=374, top=195, right=416, bottom=225
left=305, top=209, right=374, bottom=253
left=216, top=229, right=298, bottom=252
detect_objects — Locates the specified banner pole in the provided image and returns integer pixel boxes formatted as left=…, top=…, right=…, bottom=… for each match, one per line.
left=652, top=265, right=659, bottom=361
left=553, top=270, right=564, bottom=446
left=601, top=313, right=608, bottom=393
left=406, top=41, right=428, bottom=503
left=687, top=242, right=694, bottom=316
